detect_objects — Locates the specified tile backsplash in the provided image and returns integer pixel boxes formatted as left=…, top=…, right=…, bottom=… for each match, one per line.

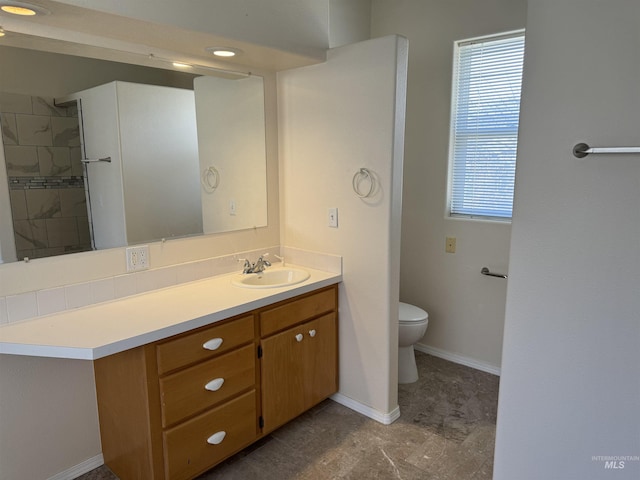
left=0, top=246, right=342, bottom=325
left=1, top=92, right=90, bottom=260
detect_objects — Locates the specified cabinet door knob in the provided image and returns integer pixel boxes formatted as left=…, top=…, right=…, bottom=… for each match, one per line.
left=207, top=431, right=226, bottom=445
left=295, top=333, right=303, bottom=342
left=204, top=378, right=225, bottom=392
left=202, top=338, right=223, bottom=351
left=308, top=329, right=316, bottom=337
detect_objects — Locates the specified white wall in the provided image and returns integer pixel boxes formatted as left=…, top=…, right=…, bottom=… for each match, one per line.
left=328, top=0, right=371, bottom=48
left=195, top=75, right=267, bottom=234
left=0, top=356, right=101, bottom=480
left=494, top=1, right=640, bottom=478
left=279, top=35, right=407, bottom=418
left=117, top=82, right=202, bottom=244
left=371, top=0, right=527, bottom=373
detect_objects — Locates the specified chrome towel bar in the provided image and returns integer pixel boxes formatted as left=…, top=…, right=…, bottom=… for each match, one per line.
left=573, top=143, right=640, bottom=158
left=81, top=157, right=112, bottom=163
left=481, top=267, right=508, bottom=279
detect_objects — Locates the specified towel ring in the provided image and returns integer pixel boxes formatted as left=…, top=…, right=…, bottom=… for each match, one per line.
left=352, top=168, right=375, bottom=198
left=201, top=166, right=220, bottom=193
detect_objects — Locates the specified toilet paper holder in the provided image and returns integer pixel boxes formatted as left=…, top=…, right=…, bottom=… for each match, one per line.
left=481, top=267, right=508, bottom=279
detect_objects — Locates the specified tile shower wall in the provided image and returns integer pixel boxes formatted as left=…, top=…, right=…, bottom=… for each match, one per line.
left=0, top=92, right=91, bottom=260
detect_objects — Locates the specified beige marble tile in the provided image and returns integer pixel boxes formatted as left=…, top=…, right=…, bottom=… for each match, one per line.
left=77, top=217, right=91, bottom=246
left=1, top=112, right=18, bottom=145
left=16, top=114, right=52, bottom=146
left=51, top=116, right=80, bottom=147
left=25, top=189, right=61, bottom=219
left=46, top=217, right=79, bottom=247
left=13, top=219, right=47, bottom=250
left=38, top=146, right=72, bottom=176
left=9, top=190, right=28, bottom=220
left=59, top=188, right=87, bottom=217
left=4, top=145, right=39, bottom=175
left=32, top=96, right=67, bottom=117
left=70, top=146, right=84, bottom=175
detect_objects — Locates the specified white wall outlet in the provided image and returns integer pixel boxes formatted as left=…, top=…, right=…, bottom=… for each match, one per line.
left=229, top=199, right=236, bottom=216
left=126, top=245, right=150, bottom=272
left=328, top=207, right=338, bottom=228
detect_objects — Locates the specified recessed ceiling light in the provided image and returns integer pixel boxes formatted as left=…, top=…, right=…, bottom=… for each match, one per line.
left=0, top=2, right=50, bottom=16
left=0, top=27, right=5, bottom=37
left=205, top=46, right=243, bottom=58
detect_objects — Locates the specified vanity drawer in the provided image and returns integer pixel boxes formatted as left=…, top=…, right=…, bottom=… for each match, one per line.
left=156, top=315, right=254, bottom=374
left=159, top=344, right=255, bottom=427
left=260, top=287, right=337, bottom=337
left=163, top=390, right=257, bottom=480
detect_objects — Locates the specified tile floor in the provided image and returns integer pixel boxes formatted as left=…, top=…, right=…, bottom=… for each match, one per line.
left=77, top=352, right=500, bottom=480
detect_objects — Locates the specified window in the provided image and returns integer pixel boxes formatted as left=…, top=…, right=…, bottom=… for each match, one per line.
left=448, top=31, right=525, bottom=220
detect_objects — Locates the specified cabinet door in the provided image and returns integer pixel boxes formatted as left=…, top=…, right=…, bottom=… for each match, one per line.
left=261, top=325, right=307, bottom=433
left=304, top=313, right=338, bottom=407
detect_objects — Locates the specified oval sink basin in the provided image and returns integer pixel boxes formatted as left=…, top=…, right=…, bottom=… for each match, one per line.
left=231, top=267, right=310, bottom=289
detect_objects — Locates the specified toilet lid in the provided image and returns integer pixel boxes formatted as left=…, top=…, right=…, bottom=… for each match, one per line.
left=399, top=302, right=428, bottom=322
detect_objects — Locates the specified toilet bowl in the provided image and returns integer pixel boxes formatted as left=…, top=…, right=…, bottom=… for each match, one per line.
left=398, top=302, right=429, bottom=384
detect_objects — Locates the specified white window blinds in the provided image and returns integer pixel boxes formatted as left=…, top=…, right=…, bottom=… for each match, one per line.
left=449, top=32, right=525, bottom=219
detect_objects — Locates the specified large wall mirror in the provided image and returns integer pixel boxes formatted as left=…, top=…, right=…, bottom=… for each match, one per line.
left=0, top=36, right=268, bottom=263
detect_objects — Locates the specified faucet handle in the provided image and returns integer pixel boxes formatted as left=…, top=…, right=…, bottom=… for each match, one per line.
left=238, top=258, right=252, bottom=273
left=259, top=253, right=272, bottom=267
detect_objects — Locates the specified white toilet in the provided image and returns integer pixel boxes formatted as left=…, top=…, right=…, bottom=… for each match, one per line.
left=398, top=302, right=429, bottom=384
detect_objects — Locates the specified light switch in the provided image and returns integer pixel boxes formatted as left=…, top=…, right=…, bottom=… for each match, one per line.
left=328, top=208, right=338, bottom=228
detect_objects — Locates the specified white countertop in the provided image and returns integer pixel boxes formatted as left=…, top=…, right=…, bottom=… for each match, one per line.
left=0, top=266, right=341, bottom=360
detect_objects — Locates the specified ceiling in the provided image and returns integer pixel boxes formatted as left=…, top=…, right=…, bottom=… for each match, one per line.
left=0, top=0, right=327, bottom=74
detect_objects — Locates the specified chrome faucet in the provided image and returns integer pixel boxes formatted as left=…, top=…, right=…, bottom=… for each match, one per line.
left=241, top=254, right=271, bottom=274
left=241, top=259, right=253, bottom=274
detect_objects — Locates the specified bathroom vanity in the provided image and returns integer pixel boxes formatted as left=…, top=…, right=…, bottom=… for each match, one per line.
left=95, top=285, right=338, bottom=479
left=0, top=266, right=340, bottom=480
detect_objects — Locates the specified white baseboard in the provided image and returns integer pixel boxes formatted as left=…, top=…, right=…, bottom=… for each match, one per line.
left=331, top=392, right=401, bottom=425
left=47, top=454, right=104, bottom=480
left=414, top=343, right=501, bottom=376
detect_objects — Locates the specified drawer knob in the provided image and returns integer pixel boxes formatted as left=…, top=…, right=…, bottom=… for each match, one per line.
left=295, top=333, right=303, bottom=342
left=204, top=378, right=225, bottom=392
left=202, top=338, right=223, bottom=351
left=308, top=329, right=317, bottom=337
left=207, top=431, right=227, bottom=445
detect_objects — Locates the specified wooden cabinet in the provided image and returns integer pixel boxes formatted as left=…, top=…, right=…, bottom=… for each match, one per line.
left=94, top=284, right=338, bottom=480
left=261, top=312, right=337, bottom=433
left=94, top=313, right=259, bottom=480
left=259, top=286, right=338, bottom=433
left=163, top=390, right=257, bottom=480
